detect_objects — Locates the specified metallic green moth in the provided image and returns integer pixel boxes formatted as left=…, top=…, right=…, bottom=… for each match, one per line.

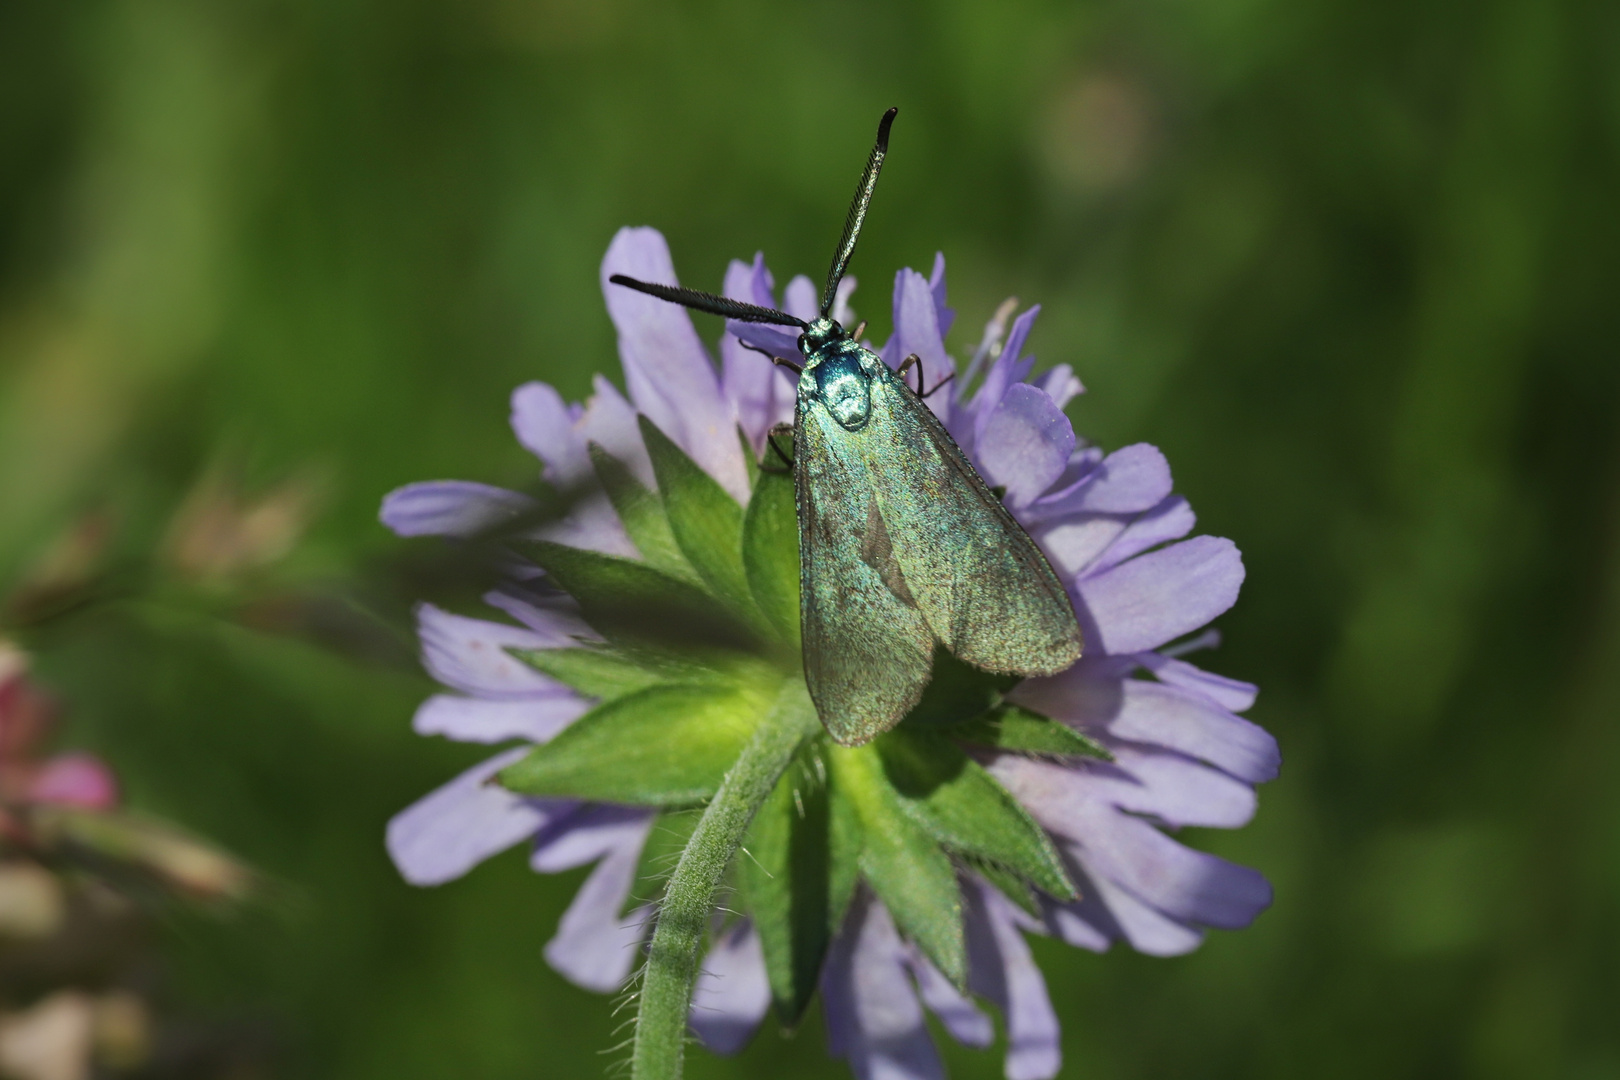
left=610, top=108, right=1083, bottom=745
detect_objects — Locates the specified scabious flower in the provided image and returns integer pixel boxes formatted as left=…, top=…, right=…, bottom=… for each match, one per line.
left=383, top=228, right=1278, bottom=1078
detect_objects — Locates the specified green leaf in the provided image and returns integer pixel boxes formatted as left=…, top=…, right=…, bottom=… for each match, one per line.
left=967, top=856, right=1041, bottom=918
left=738, top=425, right=761, bottom=493
left=945, top=704, right=1111, bottom=760
left=900, top=646, right=1019, bottom=728
left=588, top=442, right=694, bottom=580
left=736, top=737, right=860, bottom=1025
left=639, top=417, right=754, bottom=615
left=742, top=468, right=800, bottom=648
left=521, top=541, right=756, bottom=657
left=830, top=742, right=965, bottom=986
left=627, top=808, right=703, bottom=915
left=875, top=728, right=1076, bottom=901
left=737, top=745, right=829, bottom=1023
left=498, top=682, right=767, bottom=805
left=827, top=763, right=862, bottom=943
left=507, top=645, right=670, bottom=702
left=764, top=424, right=795, bottom=472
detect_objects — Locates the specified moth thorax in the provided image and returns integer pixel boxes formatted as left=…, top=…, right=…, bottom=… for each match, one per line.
left=813, top=355, right=872, bottom=430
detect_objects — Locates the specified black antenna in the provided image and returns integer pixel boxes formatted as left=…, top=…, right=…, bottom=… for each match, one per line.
left=821, top=107, right=897, bottom=318
left=608, top=275, right=808, bottom=328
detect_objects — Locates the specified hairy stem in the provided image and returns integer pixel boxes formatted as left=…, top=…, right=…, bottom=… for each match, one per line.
left=630, top=679, right=818, bottom=1080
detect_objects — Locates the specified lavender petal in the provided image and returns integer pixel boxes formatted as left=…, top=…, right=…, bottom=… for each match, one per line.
left=927, top=252, right=956, bottom=339
left=417, top=603, right=571, bottom=698
left=1079, top=871, right=1206, bottom=957
left=529, top=803, right=657, bottom=871
left=385, top=747, right=553, bottom=886
left=481, top=587, right=597, bottom=642
left=534, top=805, right=657, bottom=992
left=728, top=320, right=801, bottom=361
left=1029, top=443, right=1172, bottom=519
left=991, top=750, right=1256, bottom=835
left=601, top=227, right=749, bottom=503
left=1138, top=652, right=1259, bottom=712
left=823, top=891, right=944, bottom=1080
left=1033, top=516, right=1130, bottom=580
left=510, top=382, right=591, bottom=486
left=989, top=755, right=1270, bottom=934
left=831, top=275, right=857, bottom=326
left=965, top=880, right=1061, bottom=1080
left=973, top=306, right=1041, bottom=436
left=1039, top=871, right=1118, bottom=953
left=412, top=694, right=587, bottom=745
left=1057, top=806, right=1271, bottom=930
left=1096, top=746, right=1260, bottom=828
left=1001, top=303, right=1038, bottom=371
left=974, top=384, right=1076, bottom=510
left=721, top=257, right=797, bottom=450
left=746, top=251, right=777, bottom=305
left=1033, top=364, right=1084, bottom=410
left=904, top=949, right=993, bottom=1048
left=1085, top=496, right=1198, bottom=575
left=689, top=920, right=771, bottom=1055
left=1013, top=668, right=1277, bottom=783
left=889, top=267, right=954, bottom=380
left=783, top=274, right=819, bottom=324
left=1074, top=536, right=1244, bottom=654
left=379, top=481, right=534, bottom=538
left=1108, top=679, right=1278, bottom=783
left=578, top=374, right=655, bottom=490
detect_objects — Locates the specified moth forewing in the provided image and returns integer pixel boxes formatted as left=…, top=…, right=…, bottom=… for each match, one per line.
left=795, top=399, right=936, bottom=746
left=864, top=366, right=1084, bottom=680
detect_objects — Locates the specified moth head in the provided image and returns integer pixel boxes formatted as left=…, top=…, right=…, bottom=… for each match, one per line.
left=799, top=317, right=845, bottom=355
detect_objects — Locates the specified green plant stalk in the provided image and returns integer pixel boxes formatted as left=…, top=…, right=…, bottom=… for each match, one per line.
left=631, top=678, right=819, bottom=1080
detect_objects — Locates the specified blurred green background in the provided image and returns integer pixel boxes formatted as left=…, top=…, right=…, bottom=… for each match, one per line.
left=3, top=0, right=1618, bottom=1076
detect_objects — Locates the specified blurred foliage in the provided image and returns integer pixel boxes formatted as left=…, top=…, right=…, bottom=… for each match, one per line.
left=1, top=0, right=1618, bottom=1077
left=0, top=645, right=260, bottom=1080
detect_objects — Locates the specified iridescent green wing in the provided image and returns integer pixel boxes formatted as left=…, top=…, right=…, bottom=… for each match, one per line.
left=796, top=398, right=936, bottom=746
left=864, top=368, right=1083, bottom=678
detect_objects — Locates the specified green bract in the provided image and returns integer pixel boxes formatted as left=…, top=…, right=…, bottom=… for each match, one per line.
left=497, top=419, right=1106, bottom=1013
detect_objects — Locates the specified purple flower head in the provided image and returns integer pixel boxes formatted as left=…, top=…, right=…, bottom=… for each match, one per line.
left=382, top=228, right=1277, bottom=1078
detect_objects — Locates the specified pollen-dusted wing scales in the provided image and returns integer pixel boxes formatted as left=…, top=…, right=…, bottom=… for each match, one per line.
left=794, top=397, right=936, bottom=746
left=796, top=357, right=1083, bottom=746
left=865, top=366, right=1083, bottom=678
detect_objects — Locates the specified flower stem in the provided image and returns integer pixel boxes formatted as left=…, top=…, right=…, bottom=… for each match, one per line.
left=631, top=679, right=818, bottom=1080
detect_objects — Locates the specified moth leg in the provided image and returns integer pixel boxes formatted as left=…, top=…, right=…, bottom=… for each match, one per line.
left=740, top=339, right=804, bottom=375
left=897, top=353, right=955, bottom=399
left=898, top=352, right=937, bottom=396
left=897, top=352, right=921, bottom=389
left=761, top=423, right=796, bottom=472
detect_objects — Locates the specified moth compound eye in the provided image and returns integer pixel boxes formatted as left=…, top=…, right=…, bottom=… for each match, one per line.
left=816, top=358, right=872, bottom=430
